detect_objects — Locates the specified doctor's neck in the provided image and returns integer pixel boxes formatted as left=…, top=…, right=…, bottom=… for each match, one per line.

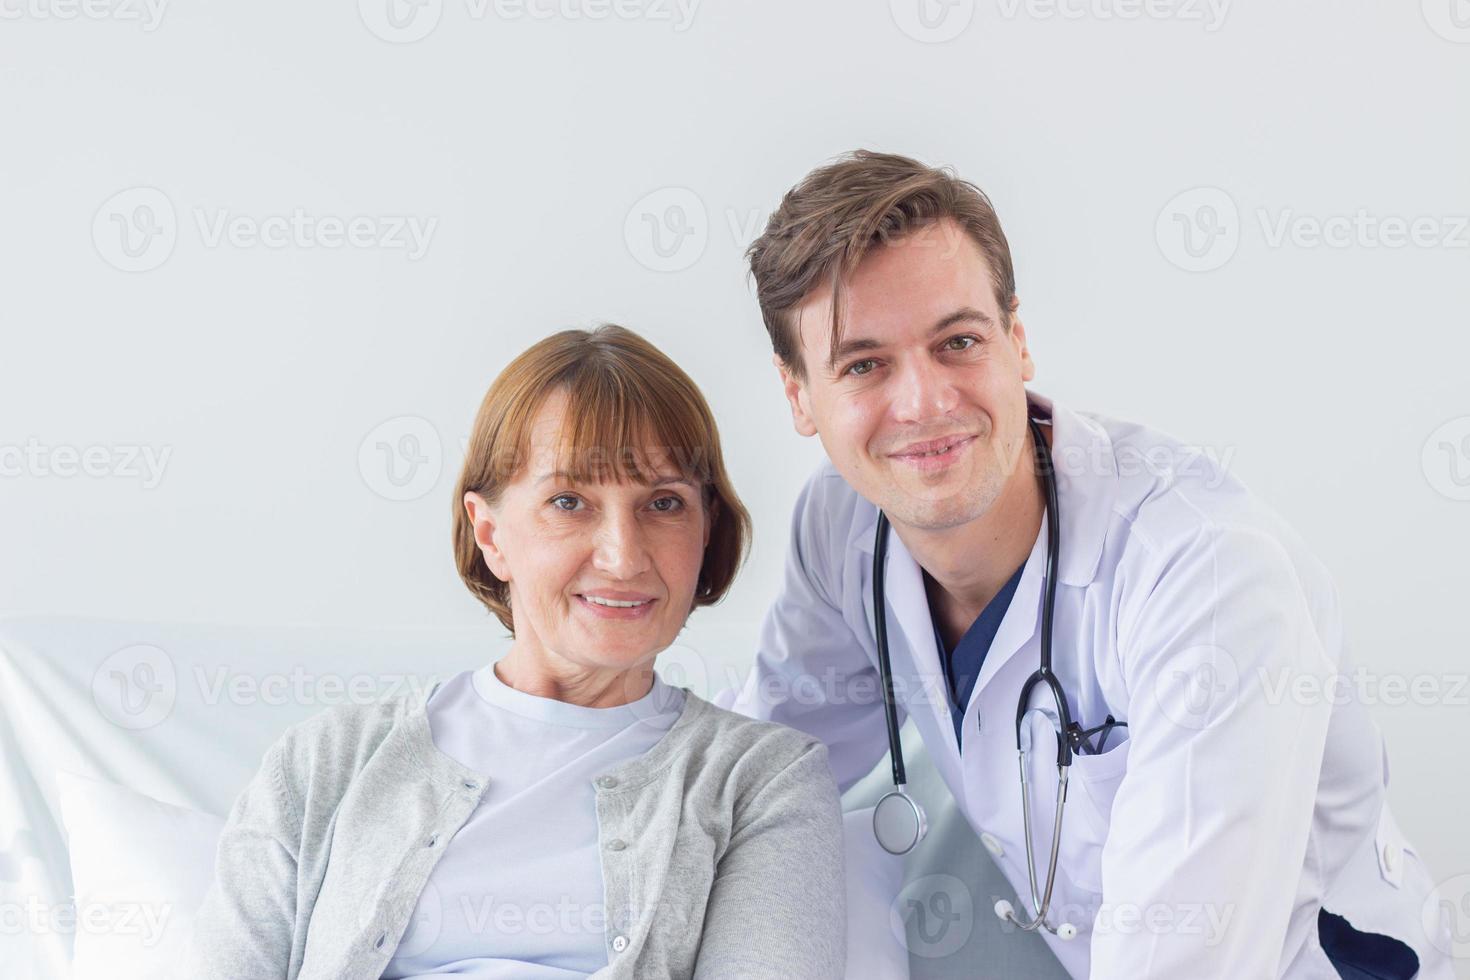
left=897, top=423, right=1050, bottom=622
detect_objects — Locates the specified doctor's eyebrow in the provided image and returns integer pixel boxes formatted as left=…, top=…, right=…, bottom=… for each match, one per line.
left=826, top=306, right=995, bottom=372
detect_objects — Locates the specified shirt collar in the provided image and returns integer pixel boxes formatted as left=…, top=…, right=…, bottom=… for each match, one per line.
left=394, top=677, right=709, bottom=792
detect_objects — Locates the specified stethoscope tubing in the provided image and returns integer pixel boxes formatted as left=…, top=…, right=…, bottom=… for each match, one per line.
left=871, top=415, right=1078, bottom=939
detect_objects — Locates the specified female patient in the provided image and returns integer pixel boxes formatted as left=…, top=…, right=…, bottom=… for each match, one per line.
left=185, top=324, right=845, bottom=979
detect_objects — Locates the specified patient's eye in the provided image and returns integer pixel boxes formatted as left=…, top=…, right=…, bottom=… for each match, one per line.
left=649, top=494, right=685, bottom=513
left=845, top=358, right=877, bottom=377
left=549, top=493, right=583, bottom=512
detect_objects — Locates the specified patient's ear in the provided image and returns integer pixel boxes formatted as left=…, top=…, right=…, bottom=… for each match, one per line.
left=463, top=491, right=511, bottom=583
left=775, top=354, right=818, bottom=438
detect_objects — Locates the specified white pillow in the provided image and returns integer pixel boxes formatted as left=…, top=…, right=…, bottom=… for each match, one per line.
left=55, top=771, right=908, bottom=980
left=55, top=771, right=225, bottom=980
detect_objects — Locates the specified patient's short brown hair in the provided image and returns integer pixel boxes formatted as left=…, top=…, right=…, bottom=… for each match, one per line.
left=452, top=324, right=750, bottom=633
left=746, top=149, right=1018, bottom=378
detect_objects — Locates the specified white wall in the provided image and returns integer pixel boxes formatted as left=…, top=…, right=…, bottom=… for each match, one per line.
left=3, top=0, right=1467, bottom=960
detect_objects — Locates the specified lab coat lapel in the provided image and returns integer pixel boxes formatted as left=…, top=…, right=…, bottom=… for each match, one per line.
left=1027, top=388, right=1115, bottom=590
left=969, top=389, right=1118, bottom=697
left=968, top=512, right=1048, bottom=699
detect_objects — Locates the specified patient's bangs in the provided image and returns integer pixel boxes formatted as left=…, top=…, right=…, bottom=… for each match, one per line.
left=537, top=377, right=712, bottom=487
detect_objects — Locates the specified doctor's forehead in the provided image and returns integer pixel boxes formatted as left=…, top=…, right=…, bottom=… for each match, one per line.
left=789, top=227, right=1005, bottom=373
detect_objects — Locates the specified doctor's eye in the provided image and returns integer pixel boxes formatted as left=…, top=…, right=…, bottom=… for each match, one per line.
left=943, top=335, right=979, bottom=352
left=844, top=358, right=878, bottom=377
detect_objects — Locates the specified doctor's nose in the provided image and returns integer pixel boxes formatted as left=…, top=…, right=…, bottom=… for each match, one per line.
left=890, top=355, right=959, bottom=425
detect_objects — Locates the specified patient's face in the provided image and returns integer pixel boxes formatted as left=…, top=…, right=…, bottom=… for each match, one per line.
left=465, top=390, right=710, bottom=679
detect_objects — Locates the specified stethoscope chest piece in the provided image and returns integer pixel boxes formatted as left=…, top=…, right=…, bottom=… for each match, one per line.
left=873, top=785, right=928, bottom=856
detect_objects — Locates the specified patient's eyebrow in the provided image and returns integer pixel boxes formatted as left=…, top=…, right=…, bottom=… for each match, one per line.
left=827, top=306, right=995, bottom=371
left=534, top=470, right=698, bottom=489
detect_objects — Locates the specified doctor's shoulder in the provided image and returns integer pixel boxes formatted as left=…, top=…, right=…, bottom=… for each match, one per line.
left=1100, top=411, right=1322, bottom=552
left=788, top=457, right=876, bottom=559
left=1097, top=411, right=1342, bottom=643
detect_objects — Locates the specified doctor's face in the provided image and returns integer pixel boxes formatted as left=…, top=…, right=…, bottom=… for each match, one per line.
left=777, top=218, right=1037, bottom=532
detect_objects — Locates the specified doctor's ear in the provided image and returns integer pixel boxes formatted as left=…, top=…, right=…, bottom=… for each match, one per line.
left=463, top=491, right=512, bottom=583
left=1007, top=297, right=1037, bottom=383
left=774, top=354, right=819, bottom=438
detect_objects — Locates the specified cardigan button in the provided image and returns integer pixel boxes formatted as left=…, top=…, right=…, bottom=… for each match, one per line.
left=611, top=935, right=629, bottom=953
left=596, top=775, right=619, bottom=789
left=605, top=838, right=627, bottom=851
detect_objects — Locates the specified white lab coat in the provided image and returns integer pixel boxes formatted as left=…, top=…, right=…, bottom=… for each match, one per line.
left=732, top=388, right=1453, bottom=978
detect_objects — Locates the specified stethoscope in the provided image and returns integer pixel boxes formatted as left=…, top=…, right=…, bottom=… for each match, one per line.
left=870, top=415, right=1124, bottom=942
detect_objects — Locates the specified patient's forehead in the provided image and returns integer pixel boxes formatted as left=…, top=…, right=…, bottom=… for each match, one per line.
left=519, top=437, right=695, bottom=490
left=505, top=387, right=710, bottom=487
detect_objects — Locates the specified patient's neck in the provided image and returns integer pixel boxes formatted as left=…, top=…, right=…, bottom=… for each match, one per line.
left=493, top=640, right=654, bottom=709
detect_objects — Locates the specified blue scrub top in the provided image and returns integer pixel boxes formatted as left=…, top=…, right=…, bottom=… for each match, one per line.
left=928, top=560, right=1027, bottom=749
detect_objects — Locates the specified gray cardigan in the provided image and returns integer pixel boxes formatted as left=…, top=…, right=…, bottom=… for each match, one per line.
left=183, top=679, right=846, bottom=980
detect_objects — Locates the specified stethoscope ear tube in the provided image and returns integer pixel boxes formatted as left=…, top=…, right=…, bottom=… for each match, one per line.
left=872, top=510, right=907, bottom=788
left=873, top=510, right=928, bottom=855
left=1016, top=670, right=1074, bottom=768
left=1016, top=416, right=1075, bottom=765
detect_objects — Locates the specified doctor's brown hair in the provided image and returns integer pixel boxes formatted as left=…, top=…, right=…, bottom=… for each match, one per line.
left=452, top=324, right=751, bottom=634
left=746, top=149, right=1018, bottom=379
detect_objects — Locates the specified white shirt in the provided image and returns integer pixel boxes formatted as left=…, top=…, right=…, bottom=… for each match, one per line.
left=732, top=387, right=1453, bottom=979
left=381, top=662, right=685, bottom=979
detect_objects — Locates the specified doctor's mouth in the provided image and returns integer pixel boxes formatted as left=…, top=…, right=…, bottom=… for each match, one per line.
left=886, top=434, right=980, bottom=473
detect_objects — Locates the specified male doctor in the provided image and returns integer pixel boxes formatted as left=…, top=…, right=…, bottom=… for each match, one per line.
left=731, top=150, right=1452, bottom=978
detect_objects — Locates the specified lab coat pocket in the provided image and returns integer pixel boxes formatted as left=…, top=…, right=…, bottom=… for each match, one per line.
left=1065, top=738, right=1132, bottom=895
